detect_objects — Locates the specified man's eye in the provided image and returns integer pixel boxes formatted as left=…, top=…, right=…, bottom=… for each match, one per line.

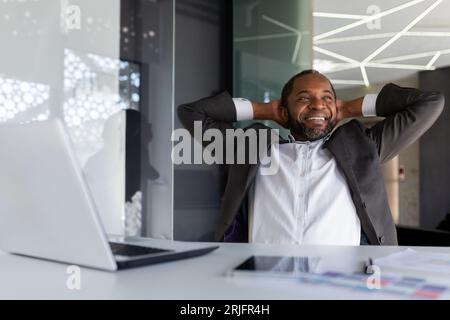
left=298, top=97, right=309, bottom=101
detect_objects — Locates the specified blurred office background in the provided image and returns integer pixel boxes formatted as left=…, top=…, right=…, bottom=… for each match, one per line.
left=1, top=0, right=449, bottom=244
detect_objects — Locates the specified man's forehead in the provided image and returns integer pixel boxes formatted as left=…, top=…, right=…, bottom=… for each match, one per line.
left=293, top=74, right=332, bottom=91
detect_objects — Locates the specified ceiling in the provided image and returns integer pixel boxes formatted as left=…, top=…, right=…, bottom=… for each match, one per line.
left=313, top=0, right=450, bottom=88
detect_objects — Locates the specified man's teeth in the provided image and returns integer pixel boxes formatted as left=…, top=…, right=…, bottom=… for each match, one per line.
left=306, top=117, right=326, bottom=120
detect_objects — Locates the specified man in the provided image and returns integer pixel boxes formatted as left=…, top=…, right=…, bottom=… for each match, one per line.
left=177, top=70, right=444, bottom=245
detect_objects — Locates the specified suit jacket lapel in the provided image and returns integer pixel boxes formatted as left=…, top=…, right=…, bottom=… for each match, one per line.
left=324, top=132, right=378, bottom=244
left=324, top=133, right=363, bottom=200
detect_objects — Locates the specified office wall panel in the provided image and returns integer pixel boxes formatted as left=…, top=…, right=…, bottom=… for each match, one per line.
left=173, top=0, right=231, bottom=241
left=419, top=67, right=450, bottom=230
left=0, top=0, right=125, bottom=235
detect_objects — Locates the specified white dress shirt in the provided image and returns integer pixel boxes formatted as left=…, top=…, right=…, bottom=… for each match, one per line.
left=232, top=94, right=378, bottom=246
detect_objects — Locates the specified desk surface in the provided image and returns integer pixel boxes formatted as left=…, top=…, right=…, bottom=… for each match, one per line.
left=2, top=238, right=450, bottom=300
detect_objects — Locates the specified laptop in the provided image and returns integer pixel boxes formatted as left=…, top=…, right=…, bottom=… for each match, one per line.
left=0, top=119, right=219, bottom=271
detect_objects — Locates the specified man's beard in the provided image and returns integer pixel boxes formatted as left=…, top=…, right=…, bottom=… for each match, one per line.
left=288, top=115, right=337, bottom=141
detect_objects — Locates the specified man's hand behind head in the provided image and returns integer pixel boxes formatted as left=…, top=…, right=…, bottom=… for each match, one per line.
left=252, top=99, right=289, bottom=129
left=270, top=99, right=289, bottom=129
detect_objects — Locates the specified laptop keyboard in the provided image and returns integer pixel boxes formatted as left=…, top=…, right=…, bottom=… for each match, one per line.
left=109, top=242, right=172, bottom=257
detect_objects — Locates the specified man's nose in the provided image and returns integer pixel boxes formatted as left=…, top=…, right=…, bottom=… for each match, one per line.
left=308, top=97, right=326, bottom=110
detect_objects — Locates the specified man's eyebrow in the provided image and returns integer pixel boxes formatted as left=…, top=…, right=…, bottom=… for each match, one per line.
left=296, top=90, right=310, bottom=96
left=296, top=89, right=334, bottom=96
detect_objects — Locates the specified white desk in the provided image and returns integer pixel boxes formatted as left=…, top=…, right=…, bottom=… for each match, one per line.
left=1, top=238, right=450, bottom=299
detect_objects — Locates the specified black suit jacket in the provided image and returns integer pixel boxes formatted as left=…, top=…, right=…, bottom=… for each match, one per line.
left=178, top=83, right=444, bottom=245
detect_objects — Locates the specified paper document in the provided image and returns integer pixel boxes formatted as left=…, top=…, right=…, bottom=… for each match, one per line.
left=374, top=249, right=450, bottom=277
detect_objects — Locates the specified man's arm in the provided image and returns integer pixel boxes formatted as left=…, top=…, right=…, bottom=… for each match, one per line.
left=337, top=95, right=381, bottom=120
left=177, top=92, right=236, bottom=147
left=365, top=83, right=445, bottom=163
left=177, top=91, right=286, bottom=147
left=337, top=97, right=364, bottom=120
left=250, top=100, right=289, bottom=128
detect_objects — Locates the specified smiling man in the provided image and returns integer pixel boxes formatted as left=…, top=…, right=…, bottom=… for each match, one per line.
left=281, top=72, right=339, bottom=141
left=178, top=70, right=444, bottom=246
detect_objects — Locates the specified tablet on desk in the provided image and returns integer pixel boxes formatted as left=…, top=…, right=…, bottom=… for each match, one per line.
left=229, top=255, right=321, bottom=279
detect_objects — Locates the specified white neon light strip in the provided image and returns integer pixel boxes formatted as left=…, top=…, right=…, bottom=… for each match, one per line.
left=366, top=62, right=435, bottom=70
left=292, top=34, right=302, bottom=64
left=313, top=46, right=448, bottom=69
left=315, top=31, right=450, bottom=45
left=329, top=79, right=366, bottom=85
left=314, top=0, right=427, bottom=41
left=313, top=46, right=360, bottom=64
left=373, top=48, right=450, bottom=63
left=426, top=52, right=441, bottom=69
left=315, top=33, right=398, bottom=44
left=362, top=0, right=442, bottom=64
left=315, top=62, right=436, bottom=74
left=313, top=62, right=359, bottom=74
left=360, top=65, right=370, bottom=87
left=234, top=32, right=297, bottom=42
left=262, top=15, right=302, bottom=35
left=328, top=64, right=361, bottom=73
left=406, top=31, right=450, bottom=37
left=313, top=12, right=369, bottom=20
left=315, top=65, right=359, bottom=74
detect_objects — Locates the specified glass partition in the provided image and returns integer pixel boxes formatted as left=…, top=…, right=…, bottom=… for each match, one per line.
left=233, top=0, right=313, bottom=134
left=0, top=0, right=176, bottom=239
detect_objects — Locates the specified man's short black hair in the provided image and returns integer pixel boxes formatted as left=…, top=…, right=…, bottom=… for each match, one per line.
left=280, top=69, right=336, bottom=108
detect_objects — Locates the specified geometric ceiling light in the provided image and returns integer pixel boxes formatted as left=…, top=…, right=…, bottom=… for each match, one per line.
left=313, top=0, right=446, bottom=86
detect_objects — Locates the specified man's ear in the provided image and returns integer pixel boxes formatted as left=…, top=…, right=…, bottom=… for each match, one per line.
left=280, top=106, right=289, bottom=128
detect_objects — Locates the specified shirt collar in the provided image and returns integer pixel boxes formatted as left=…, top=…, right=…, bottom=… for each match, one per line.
left=287, top=130, right=333, bottom=144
